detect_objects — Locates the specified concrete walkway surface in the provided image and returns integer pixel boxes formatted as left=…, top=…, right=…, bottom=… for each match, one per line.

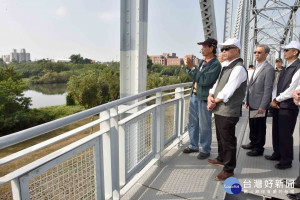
left=122, top=108, right=299, bottom=200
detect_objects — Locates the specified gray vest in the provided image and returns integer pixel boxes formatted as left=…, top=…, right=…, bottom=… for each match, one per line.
left=213, top=58, right=247, bottom=117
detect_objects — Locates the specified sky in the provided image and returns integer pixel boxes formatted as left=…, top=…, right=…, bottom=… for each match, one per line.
left=0, top=0, right=225, bottom=62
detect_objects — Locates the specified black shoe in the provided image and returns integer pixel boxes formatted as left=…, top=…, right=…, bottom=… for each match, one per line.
left=287, top=193, right=300, bottom=200
left=197, top=152, right=210, bottom=160
left=241, top=143, right=253, bottom=150
left=183, top=147, right=199, bottom=154
left=247, top=150, right=263, bottom=156
left=275, top=163, right=292, bottom=170
left=265, top=154, right=280, bottom=161
left=283, top=179, right=300, bottom=188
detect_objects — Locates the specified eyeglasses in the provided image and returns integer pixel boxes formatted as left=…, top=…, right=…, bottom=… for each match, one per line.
left=221, top=46, right=236, bottom=52
left=283, top=49, right=290, bottom=52
left=254, top=51, right=262, bottom=54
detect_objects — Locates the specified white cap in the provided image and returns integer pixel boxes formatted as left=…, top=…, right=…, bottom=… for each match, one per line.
left=281, top=41, right=300, bottom=51
left=218, top=38, right=241, bottom=49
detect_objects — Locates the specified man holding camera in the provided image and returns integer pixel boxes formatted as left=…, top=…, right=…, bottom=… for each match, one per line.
left=183, top=38, right=221, bottom=160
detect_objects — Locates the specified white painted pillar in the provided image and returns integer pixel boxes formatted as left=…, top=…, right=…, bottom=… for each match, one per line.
left=120, top=0, right=148, bottom=99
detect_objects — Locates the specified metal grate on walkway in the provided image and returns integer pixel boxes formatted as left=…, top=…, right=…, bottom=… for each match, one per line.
left=122, top=108, right=299, bottom=200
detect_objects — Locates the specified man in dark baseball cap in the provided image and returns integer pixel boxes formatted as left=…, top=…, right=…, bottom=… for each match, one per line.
left=197, top=38, right=218, bottom=48
left=182, top=37, right=221, bottom=160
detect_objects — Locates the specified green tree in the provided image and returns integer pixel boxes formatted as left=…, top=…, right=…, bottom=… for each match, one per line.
left=149, top=64, right=163, bottom=73
left=11, top=59, right=18, bottom=64
left=70, top=54, right=84, bottom=64
left=178, top=68, right=192, bottom=82
left=0, top=66, right=49, bottom=135
left=147, top=55, right=153, bottom=70
left=83, top=58, right=92, bottom=64
left=147, top=74, right=161, bottom=90
left=68, top=71, right=109, bottom=108
left=0, top=58, right=6, bottom=67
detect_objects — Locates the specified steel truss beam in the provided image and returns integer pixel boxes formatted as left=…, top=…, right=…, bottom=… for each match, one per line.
left=244, top=0, right=300, bottom=64
left=199, top=0, right=217, bottom=39
left=224, top=0, right=233, bottom=40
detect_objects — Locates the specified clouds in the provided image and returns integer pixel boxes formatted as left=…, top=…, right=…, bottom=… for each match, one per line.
left=55, top=6, right=66, bottom=17
left=97, top=11, right=119, bottom=22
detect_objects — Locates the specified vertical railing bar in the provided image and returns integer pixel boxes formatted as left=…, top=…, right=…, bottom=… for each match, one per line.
left=175, top=87, right=183, bottom=147
left=110, top=107, right=120, bottom=200
left=100, top=110, right=113, bottom=199
left=155, top=91, right=162, bottom=166
left=11, top=178, right=21, bottom=200
left=101, top=107, right=120, bottom=199
left=160, top=102, right=165, bottom=153
left=95, top=134, right=105, bottom=200
left=119, top=124, right=126, bottom=187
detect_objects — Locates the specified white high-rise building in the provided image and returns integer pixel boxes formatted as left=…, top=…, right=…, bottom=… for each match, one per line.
left=2, top=55, right=10, bottom=63
left=10, top=49, right=18, bottom=62
left=8, top=49, right=31, bottom=62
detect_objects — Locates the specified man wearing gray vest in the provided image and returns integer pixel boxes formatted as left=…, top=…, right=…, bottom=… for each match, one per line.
left=242, top=44, right=275, bottom=156
left=206, top=38, right=247, bottom=181
left=267, top=41, right=300, bottom=170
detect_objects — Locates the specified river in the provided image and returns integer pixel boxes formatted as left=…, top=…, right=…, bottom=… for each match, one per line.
left=23, top=83, right=67, bottom=108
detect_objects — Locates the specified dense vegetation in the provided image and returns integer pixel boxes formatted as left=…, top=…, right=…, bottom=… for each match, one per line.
left=0, top=66, right=53, bottom=135
left=0, top=55, right=191, bottom=136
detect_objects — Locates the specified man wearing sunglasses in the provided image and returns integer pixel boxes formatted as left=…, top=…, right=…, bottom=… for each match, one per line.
left=242, top=45, right=275, bottom=157
left=206, top=38, right=247, bottom=181
left=182, top=38, right=221, bottom=160
left=266, top=41, right=300, bottom=170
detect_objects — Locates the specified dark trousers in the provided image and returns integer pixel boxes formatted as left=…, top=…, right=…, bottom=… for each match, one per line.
left=272, top=108, right=299, bottom=165
left=249, top=108, right=268, bottom=152
left=297, top=121, right=300, bottom=184
left=215, top=114, right=239, bottom=173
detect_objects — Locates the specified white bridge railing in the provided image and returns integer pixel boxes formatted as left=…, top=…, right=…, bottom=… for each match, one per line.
left=0, top=82, right=192, bottom=200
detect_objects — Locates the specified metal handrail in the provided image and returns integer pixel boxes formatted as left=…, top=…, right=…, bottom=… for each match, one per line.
left=0, top=82, right=192, bottom=199
left=0, top=82, right=192, bottom=150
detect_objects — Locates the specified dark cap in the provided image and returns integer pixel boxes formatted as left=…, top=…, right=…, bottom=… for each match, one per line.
left=275, top=58, right=282, bottom=62
left=197, top=38, right=218, bottom=47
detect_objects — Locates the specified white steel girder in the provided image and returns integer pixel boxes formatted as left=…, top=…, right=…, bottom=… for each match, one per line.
left=224, top=0, right=234, bottom=40
left=229, top=0, right=300, bottom=65
left=199, top=0, right=217, bottom=39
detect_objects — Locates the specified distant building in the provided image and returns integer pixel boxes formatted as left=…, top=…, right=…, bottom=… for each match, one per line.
left=150, top=55, right=167, bottom=65
left=2, top=55, right=10, bottom=63
left=162, top=53, right=177, bottom=58
left=10, top=49, right=18, bottom=62
left=167, top=58, right=182, bottom=66
left=51, top=58, right=71, bottom=63
left=150, top=53, right=199, bottom=66
left=184, top=54, right=200, bottom=66
left=3, top=49, right=31, bottom=63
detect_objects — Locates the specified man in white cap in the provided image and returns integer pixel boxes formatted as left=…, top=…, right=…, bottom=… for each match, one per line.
left=206, top=38, right=247, bottom=181
left=267, top=41, right=300, bottom=170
